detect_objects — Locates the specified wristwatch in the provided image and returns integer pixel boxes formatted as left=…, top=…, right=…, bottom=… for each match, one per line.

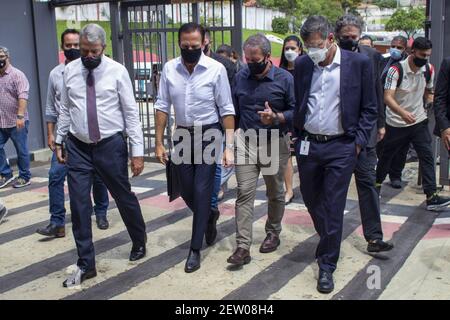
left=17, top=114, right=24, bottom=120
left=226, top=143, right=234, bottom=150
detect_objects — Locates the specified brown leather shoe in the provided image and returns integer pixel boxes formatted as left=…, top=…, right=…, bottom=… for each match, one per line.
left=36, top=224, right=65, bottom=238
left=227, top=247, right=251, bottom=266
left=259, top=232, right=280, bottom=253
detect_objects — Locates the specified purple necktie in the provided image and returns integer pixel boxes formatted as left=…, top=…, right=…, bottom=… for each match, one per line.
left=86, top=70, right=101, bottom=143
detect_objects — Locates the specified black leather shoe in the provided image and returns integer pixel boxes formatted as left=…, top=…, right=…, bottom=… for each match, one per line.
left=317, top=270, right=334, bottom=294
left=96, top=216, right=109, bottom=230
left=390, top=179, right=402, bottom=189
left=62, top=268, right=97, bottom=287
left=205, top=208, right=220, bottom=246
left=129, top=246, right=146, bottom=261
left=36, top=224, right=65, bottom=238
left=184, top=249, right=201, bottom=273
left=367, top=239, right=394, bottom=253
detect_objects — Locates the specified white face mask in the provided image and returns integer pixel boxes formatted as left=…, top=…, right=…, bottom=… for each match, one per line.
left=306, top=42, right=331, bottom=65
left=284, top=50, right=298, bottom=62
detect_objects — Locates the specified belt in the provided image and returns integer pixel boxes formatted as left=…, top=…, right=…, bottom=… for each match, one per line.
left=68, top=132, right=124, bottom=146
left=176, top=122, right=221, bottom=133
left=303, top=131, right=345, bottom=143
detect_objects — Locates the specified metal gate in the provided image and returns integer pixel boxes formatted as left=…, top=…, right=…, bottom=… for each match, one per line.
left=120, top=0, right=242, bottom=160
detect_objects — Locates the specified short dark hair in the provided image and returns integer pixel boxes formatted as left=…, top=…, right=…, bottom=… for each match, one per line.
left=335, top=14, right=364, bottom=35
left=178, top=23, right=205, bottom=44
left=300, top=15, right=333, bottom=42
left=216, top=44, right=233, bottom=58
left=61, top=29, right=79, bottom=46
left=360, top=35, right=373, bottom=45
left=412, top=37, right=432, bottom=51
left=392, top=35, right=408, bottom=47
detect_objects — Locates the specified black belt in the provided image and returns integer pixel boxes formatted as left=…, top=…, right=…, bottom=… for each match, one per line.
left=176, top=122, right=221, bottom=133
left=303, top=131, right=345, bottom=143
left=68, top=132, right=124, bottom=146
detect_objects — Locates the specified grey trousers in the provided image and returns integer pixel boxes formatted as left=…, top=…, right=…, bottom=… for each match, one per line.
left=234, top=134, right=290, bottom=250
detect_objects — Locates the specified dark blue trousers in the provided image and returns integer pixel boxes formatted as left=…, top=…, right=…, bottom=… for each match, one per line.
left=66, top=133, right=147, bottom=271
left=296, top=136, right=357, bottom=273
left=173, top=124, right=219, bottom=250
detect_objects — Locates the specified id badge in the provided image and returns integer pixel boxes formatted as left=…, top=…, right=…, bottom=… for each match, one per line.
left=299, top=138, right=310, bottom=156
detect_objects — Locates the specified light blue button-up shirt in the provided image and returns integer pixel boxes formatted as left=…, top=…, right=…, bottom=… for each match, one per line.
left=304, top=45, right=344, bottom=135
left=154, top=53, right=235, bottom=126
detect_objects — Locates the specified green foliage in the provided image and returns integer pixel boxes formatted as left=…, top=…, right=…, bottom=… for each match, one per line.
left=373, top=0, right=397, bottom=9
left=271, top=17, right=290, bottom=34
left=385, top=7, right=426, bottom=39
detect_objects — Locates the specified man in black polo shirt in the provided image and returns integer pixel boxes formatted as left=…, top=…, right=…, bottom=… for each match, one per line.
left=227, top=33, right=294, bottom=267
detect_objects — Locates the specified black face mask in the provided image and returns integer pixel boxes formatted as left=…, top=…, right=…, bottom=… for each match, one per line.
left=0, top=59, right=6, bottom=69
left=248, top=59, right=268, bottom=76
left=64, top=48, right=81, bottom=61
left=413, top=56, right=428, bottom=68
left=181, top=48, right=202, bottom=64
left=339, top=38, right=359, bottom=51
left=81, top=55, right=102, bottom=70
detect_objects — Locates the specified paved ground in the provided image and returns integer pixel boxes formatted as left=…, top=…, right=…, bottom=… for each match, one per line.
left=0, top=160, right=449, bottom=300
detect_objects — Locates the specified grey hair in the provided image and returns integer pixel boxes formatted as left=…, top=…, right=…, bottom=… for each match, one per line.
left=80, top=23, right=106, bottom=46
left=0, top=46, right=9, bottom=57
left=243, top=33, right=271, bottom=56
left=300, top=15, right=333, bottom=42
left=335, top=14, right=364, bottom=35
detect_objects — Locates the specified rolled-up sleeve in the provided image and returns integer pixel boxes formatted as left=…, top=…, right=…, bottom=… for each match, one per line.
left=55, top=74, right=71, bottom=144
left=214, top=65, right=235, bottom=117
left=154, top=64, right=171, bottom=115
left=118, top=67, right=144, bottom=157
left=16, top=70, right=29, bottom=100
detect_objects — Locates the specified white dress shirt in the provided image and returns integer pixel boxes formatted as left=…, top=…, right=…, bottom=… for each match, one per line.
left=305, top=45, right=344, bottom=135
left=56, top=56, right=144, bottom=157
left=154, top=53, right=235, bottom=126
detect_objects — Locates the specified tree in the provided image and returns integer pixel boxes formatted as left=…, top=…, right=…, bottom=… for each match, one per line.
left=373, top=0, right=397, bottom=9
left=340, top=0, right=363, bottom=14
left=385, top=6, right=426, bottom=39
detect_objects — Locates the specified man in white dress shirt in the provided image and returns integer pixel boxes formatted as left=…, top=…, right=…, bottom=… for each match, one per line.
left=154, top=23, right=235, bottom=273
left=55, top=24, right=147, bottom=287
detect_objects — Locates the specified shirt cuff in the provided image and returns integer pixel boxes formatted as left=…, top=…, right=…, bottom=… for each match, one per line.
left=46, top=115, right=58, bottom=123
left=219, top=104, right=236, bottom=117
left=55, top=135, right=65, bottom=145
left=131, top=144, right=144, bottom=157
left=18, top=93, right=29, bottom=100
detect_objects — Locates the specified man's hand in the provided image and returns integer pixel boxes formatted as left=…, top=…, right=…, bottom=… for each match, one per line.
left=48, top=134, right=56, bottom=152
left=223, top=147, right=234, bottom=168
left=441, top=128, right=450, bottom=150
left=377, top=127, right=386, bottom=142
left=56, top=145, right=66, bottom=164
left=155, top=144, right=168, bottom=165
left=258, top=101, right=275, bottom=126
left=16, top=119, right=25, bottom=130
left=400, top=110, right=416, bottom=125
left=131, top=156, right=144, bottom=177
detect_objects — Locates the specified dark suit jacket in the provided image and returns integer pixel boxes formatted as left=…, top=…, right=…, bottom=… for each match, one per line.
left=359, top=46, right=385, bottom=147
left=293, top=49, right=378, bottom=148
left=434, top=57, right=450, bottom=136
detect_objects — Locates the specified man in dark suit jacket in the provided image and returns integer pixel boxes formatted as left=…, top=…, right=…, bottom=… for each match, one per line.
left=335, top=14, right=394, bottom=254
left=293, top=15, right=377, bottom=294
left=434, top=57, right=450, bottom=148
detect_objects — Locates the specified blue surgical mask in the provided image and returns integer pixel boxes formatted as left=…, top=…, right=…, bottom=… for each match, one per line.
left=389, top=48, right=403, bottom=61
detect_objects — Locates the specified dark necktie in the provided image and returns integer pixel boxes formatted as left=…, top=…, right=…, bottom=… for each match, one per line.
left=86, top=70, right=101, bottom=143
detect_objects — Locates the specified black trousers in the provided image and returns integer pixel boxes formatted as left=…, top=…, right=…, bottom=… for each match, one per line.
left=376, top=120, right=437, bottom=197
left=173, top=124, right=220, bottom=250
left=376, top=138, right=409, bottom=181
left=66, top=133, right=147, bottom=271
left=296, top=136, right=357, bottom=273
left=354, top=147, right=383, bottom=242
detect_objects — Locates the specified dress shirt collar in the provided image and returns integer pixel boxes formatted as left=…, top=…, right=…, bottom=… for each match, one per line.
left=2, top=64, right=12, bottom=75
